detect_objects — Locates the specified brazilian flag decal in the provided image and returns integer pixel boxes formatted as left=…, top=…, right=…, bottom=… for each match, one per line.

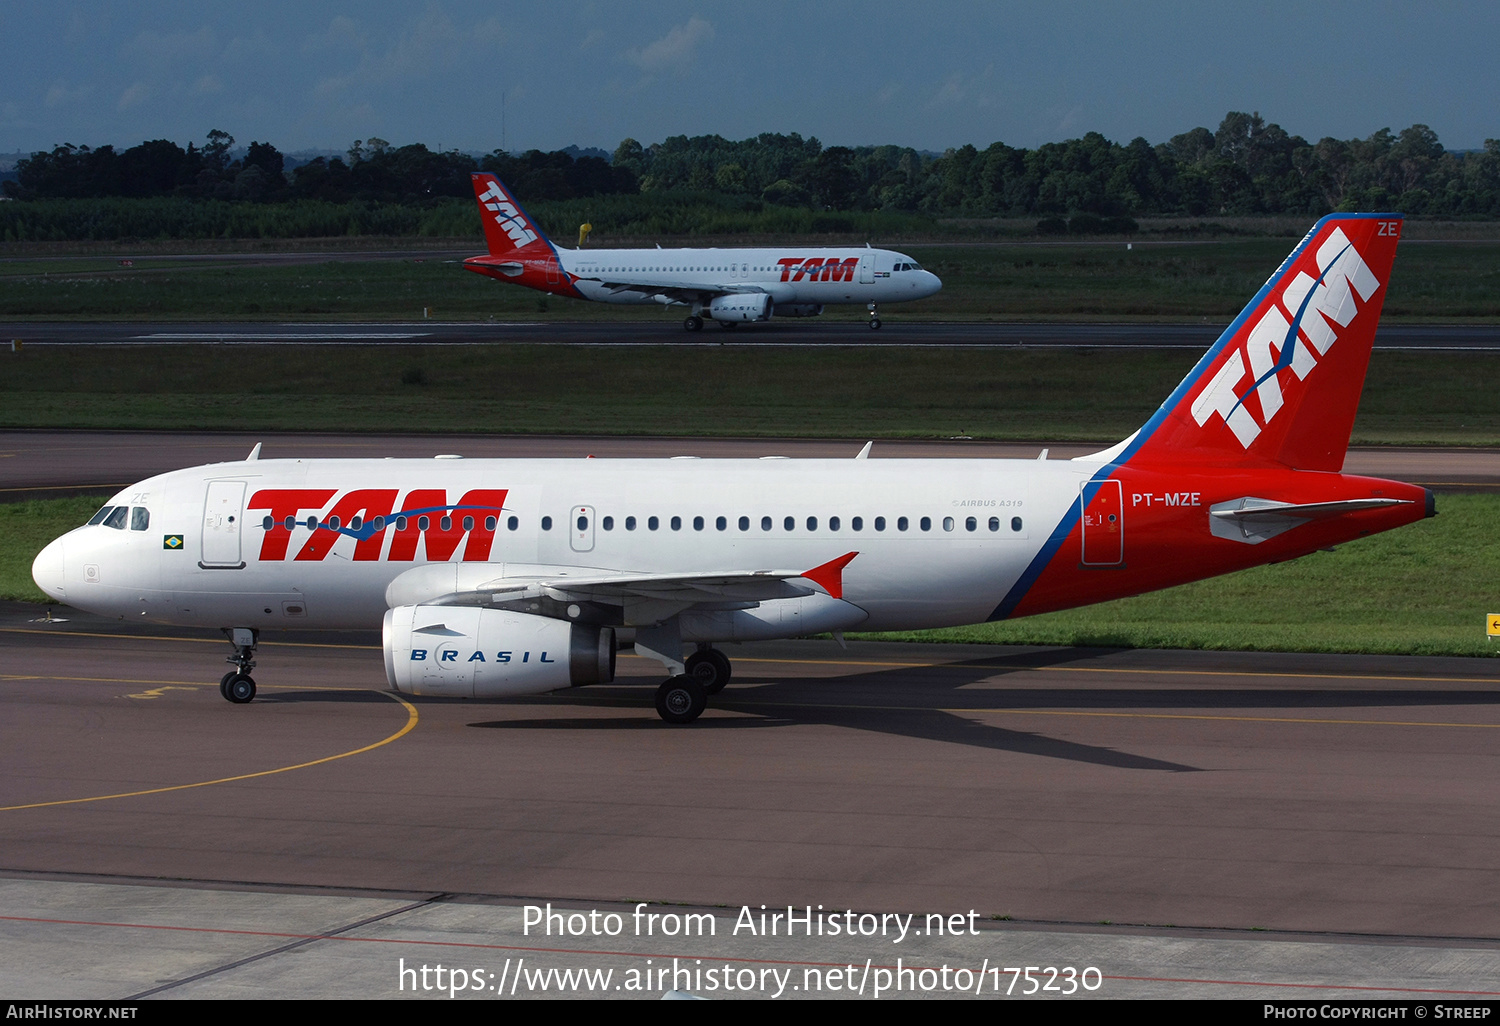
left=163, top=535, right=184, bottom=550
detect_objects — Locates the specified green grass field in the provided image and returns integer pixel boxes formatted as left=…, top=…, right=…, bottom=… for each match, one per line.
left=5, top=493, right=1496, bottom=658
left=4, top=238, right=1500, bottom=321
left=2, top=344, right=1496, bottom=445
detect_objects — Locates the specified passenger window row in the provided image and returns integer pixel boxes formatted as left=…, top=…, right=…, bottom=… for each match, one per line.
left=553, top=514, right=1024, bottom=533
left=260, top=514, right=521, bottom=533
left=251, top=512, right=1025, bottom=535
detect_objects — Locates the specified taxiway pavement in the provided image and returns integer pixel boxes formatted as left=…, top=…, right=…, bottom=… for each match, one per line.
left=7, top=319, right=1500, bottom=349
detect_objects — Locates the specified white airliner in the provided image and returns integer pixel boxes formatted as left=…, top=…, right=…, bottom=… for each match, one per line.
left=462, top=173, right=941, bottom=329
left=32, top=213, right=1430, bottom=723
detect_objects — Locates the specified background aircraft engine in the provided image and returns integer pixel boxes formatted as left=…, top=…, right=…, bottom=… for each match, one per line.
left=707, top=293, right=773, bottom=322
left=383, top=605, right=615, bottom=698
left=772, top=303, right=823, bottom=318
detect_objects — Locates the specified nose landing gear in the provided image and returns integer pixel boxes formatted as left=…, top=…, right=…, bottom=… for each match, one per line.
left=867, top=302, right=882, bottom=330
left=219, top=627, right=258, bottom=704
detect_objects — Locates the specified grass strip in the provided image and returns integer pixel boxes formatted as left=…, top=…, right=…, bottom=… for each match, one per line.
left=2, top=345, right=1497, bottom=446
left=3, top=239, right=1500, bottom=321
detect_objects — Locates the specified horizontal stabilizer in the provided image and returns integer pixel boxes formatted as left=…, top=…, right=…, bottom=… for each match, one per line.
left=1209, top=496, right=1411, bottom=544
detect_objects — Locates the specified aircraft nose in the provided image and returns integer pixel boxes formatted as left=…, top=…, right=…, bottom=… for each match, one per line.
left=32, top=535, right=67, bottom=601
left=922, top=271, right=943, bottom=296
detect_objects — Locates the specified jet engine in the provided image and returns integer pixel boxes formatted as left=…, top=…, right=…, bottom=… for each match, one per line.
left=707, top=293, right=773, bottom=322
left=772, top=303, right=823, bottom=318
left=383, top=605, right=614, bottom=698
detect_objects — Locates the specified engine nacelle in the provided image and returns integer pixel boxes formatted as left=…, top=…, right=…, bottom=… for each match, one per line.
left=772, top=303, right=823, bottom=318
left=383, top=605, right=614, bottom=698
left=707, top=293, right=773, bottom=322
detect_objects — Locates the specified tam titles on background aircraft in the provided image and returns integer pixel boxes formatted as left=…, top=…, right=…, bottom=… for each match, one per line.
left=462, top=173, right=941, bottom=330
left=33, top=214, right=1431, bottom=722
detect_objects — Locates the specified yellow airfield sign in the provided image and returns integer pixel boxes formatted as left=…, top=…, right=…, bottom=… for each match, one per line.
left=1488, top=614, right=1500, bottom=637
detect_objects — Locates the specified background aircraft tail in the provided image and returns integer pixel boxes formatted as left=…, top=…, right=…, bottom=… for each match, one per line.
left=470, top=173, right=555, bottom=258
left=1117, top=214, right=1402, bottom=472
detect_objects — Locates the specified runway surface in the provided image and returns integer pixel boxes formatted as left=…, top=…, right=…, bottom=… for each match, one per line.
left=4, top=600, right=1500, bottom=998
left=5, top=430, right=1500, bottom=502
left=7, top=318, right=1500, bottom=349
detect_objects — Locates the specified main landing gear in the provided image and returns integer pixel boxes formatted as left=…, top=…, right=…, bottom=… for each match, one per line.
left=219, top=627, right=258, bottom=704
left=867, top=302, right=882, bottom=330
left=683, top=315, right=704, bottom=331
left=653, top=645, right=733, bottom=724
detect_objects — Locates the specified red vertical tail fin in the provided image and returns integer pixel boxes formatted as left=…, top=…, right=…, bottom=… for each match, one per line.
left=1121, top=214, right=1402, bottom=472
left=470, top=173, right=555, bottom=258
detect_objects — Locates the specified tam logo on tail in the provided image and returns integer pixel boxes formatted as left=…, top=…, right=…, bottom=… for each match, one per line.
left=1190, top=226, right=1384, bottom=448
left=1124, top=214, right=1401, bottom=472
left=476, top=180, right=539, bottom=248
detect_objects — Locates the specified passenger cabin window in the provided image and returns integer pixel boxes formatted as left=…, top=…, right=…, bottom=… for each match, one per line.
left=541, top=516, right=553, bottom=531
left=649, top=516, right=660, bottom=531
left=508, top=516, right=519, bottom=530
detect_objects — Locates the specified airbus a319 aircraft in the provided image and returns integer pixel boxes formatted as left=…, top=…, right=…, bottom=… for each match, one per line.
left=462, top=173, right=941, bottom=329
left=33, top=213, right=1429, bottom=723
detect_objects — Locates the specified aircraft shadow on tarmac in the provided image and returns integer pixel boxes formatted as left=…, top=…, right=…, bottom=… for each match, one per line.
left=464, top=645, right=1500, bottom=773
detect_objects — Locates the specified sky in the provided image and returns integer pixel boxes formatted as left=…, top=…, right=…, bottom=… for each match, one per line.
left=3, top=2, right=1498, bottom=158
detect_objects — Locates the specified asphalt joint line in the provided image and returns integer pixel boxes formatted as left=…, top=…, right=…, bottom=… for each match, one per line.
left=125, top=892, right=452, bottom=999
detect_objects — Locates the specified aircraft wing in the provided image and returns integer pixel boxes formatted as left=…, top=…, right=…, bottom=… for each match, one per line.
left=385, top=553, right=858, bottom=623
left=574, top=275, right=764, bottom=303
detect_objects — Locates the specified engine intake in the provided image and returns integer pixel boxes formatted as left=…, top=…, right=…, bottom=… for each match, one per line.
left=384, top=606, right=614, bottom=697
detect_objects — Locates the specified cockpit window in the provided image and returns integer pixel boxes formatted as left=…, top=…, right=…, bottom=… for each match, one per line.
left=87, top=505, right=114, bottom=526
left=103, top=506, right=129, bottom=530
left=130, top=507, right=150, bottom=531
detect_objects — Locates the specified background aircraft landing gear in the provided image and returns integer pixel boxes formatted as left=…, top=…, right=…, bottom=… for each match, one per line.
left=656, top=675, right=707, bottom=724
left=685, top=646, right=731, bottom=695
left=684, top=315, right=703, bottom=331
left=219, top=627, right=259, bottom=704
left=867, top=302, right=882, bottom=330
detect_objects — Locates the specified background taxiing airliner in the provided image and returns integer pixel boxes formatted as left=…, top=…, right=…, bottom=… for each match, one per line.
left=462, top=173, right=941, bottom=329
left=32, top=214, right=1429, bottom=723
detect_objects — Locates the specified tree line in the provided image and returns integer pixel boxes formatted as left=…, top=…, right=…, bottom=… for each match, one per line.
left=5, top=113, right=1500, bottom=238
left=3, top=132, right=636, bottom=206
